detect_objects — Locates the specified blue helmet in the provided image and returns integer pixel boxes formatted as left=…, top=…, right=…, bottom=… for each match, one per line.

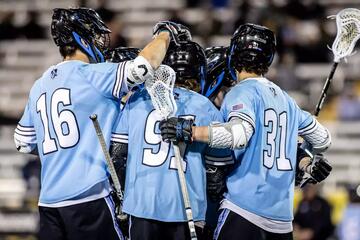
left=51, top=7, right=111, bottom=63
left=202, top=46, right=234, bottom=101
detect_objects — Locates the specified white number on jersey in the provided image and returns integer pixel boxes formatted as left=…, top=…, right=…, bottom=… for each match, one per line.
left=142, top=110, right=192, bottom=171
left=263, top=109, right=292, bottom=170
left=36, top=88, right=80, bottom=154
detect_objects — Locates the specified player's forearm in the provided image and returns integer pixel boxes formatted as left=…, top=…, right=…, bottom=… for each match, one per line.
left=204, top=120, right=253, bottom=149
left=192, top=126, right=209, bottom=143
left=300, top=120, right=331, bottom=153
left=139, top=32, right=170, bottom=70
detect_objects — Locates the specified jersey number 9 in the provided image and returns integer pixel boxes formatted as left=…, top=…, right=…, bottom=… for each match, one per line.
left=142, top=110, right=190, bottom=171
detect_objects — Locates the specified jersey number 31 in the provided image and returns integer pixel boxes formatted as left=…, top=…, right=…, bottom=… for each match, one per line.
left=263, top=109, right=292, bottom=171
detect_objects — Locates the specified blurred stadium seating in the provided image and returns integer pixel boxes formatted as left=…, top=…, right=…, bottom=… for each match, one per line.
left=1, top=0, right=360, bottom=239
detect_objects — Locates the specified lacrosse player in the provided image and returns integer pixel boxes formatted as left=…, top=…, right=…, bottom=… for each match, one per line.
left=110, top=40, right=233, bottom=240
left=160, top=23, right=332, bottom=239
left=198, top=46, right=236, bottom=238
left=13, top=8, right=186, bottom=239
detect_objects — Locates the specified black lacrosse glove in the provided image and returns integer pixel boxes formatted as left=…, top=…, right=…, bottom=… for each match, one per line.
left=153, top=21, right=192, bottom=46
left=159, top=117, right=194, bottom=144
left=295, top=144, right=307, bottom=186
left=307, top=153, right=332, bottom=183
left=206, top=166, right=228, bottom=202
left=295, top=169, right=305, bottom=187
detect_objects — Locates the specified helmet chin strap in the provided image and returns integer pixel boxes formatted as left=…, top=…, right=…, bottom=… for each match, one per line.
left=228, top=45, right=237, bottom=81
left=72, top=32, right=104, bottom=63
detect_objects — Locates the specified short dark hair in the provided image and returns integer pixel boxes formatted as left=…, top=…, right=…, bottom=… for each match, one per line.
left=59, top=45, right=77, bottom=58
left=236, top=64, right=269, bottom=76
left=176, top=78, right=200, bottom=92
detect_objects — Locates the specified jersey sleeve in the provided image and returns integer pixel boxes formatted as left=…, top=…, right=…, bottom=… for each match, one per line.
left=220, top=85, right=256, bottom=129
left=111, top=99, right=130, bottom=144
left=297, top=107, right=317, bottom=135
left=81, top=62, right=129, bottom=100
left=14, top=99, right=37, bottom=153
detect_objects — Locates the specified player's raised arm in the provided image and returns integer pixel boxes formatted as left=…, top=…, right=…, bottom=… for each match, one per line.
left=139, top=32, right=170, bottom=70
left=116, top=21, right=191, bottom=90
left=138, top=21, right=191, bottom=69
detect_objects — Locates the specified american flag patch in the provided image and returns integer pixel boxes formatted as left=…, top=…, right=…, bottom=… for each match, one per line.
left=232, top=103, right=243, bottom=110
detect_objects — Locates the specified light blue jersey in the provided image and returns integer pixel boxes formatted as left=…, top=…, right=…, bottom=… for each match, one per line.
left=15, top=60, right=129, bottom=204
left=221, top=77, right=315, bottom=221
left=112, top=87, right=233, bottom=222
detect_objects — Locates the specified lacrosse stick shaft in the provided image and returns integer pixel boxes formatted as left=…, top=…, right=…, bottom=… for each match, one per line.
left=172, top=143, right=197, bottom=240
left=90, top=114, right=123, bottom=200
left=300, top=62, right=338, bottom=187
left=314, top=61, right=338, bottom=117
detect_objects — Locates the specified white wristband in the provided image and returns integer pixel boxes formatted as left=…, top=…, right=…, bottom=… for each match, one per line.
left=127, top=56, right=154, bottom=89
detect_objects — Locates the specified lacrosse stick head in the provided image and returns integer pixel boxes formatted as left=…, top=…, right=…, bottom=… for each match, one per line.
left=145, top=65, right=177, bottom=119
left=331, top=8, right=360, bottom=63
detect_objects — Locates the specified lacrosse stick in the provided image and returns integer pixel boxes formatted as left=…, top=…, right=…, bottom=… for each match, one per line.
left=89, top=114, right=128, bottom=221
left=300, top=8, right=360, bottom=187
left=315, top=8, right=360, bottom=116
left=145, top=65, right=197, bottom=240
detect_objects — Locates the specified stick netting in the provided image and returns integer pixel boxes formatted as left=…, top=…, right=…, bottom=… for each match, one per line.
left=332, top=8, right=360, bottom=62
left=145, top=65, right=177, bottom=119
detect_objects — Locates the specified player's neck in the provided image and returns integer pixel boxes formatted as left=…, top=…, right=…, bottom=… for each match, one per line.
left=236, top=71, right=260, bottom=82
left=63, top=50, right=90, bottom=63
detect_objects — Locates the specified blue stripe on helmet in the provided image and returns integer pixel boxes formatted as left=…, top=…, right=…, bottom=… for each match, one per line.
left=72, top=32, right=104, bottom=63
left=205, top=71, right=225, bottom=98
left=227, top=44, right=237, bottom=81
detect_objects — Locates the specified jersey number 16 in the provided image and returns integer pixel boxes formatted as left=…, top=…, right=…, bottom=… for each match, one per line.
left=36, top=88, right=80, bottom=154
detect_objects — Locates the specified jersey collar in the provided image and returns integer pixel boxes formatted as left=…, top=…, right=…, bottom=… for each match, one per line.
left=55, top=60, right=85, bottom=67
left=240, top=77, right=269, bottom=84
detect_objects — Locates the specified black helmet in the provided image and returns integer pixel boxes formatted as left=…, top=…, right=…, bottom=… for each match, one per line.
left=163, top=41, right=206, bottom=90
left=228, top=23, right=276, bottom=79
left=202, top=46, right=234, bottom=100
left=106, top=47, right=140, bottom=62
left=51, top=7, right=111, bottom=63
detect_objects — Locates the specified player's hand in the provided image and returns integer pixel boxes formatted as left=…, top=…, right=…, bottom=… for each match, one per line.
left=153, top=21, right=192, bottom=46
left=306, top=154, right=332, bottom=183
left=159, top=117, right=194, bottom=144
